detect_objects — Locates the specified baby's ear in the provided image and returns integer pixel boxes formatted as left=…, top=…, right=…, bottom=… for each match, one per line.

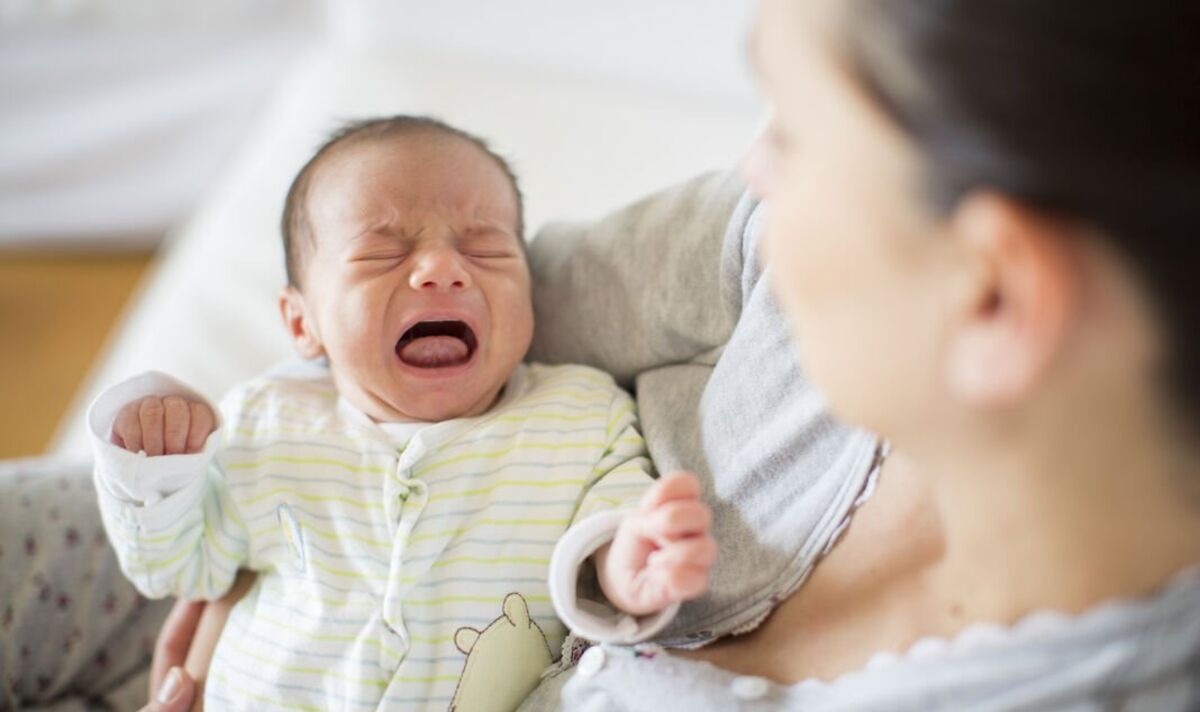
left=279, top=287, right=325, bottom=360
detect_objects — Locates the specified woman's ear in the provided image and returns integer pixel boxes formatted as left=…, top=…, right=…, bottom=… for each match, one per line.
left=944, top=192, right=1079, bottom=408
left=279, top=287, right=325, bottom=360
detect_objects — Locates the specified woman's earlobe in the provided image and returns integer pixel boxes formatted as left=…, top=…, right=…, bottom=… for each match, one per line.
left=279, top=287, right=325, bottom=360
left=943, top=193, right=1079, bottom=408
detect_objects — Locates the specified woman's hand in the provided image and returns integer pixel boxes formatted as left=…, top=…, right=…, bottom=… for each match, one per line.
left=140, top=570, right=257, bottom=712
left=595, top=472, right=717, bottom=615
left=139, top=598, right=206, bottom=712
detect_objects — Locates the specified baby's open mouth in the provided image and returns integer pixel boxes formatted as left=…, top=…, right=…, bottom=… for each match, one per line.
left=395, top=320, right=478, bottom=369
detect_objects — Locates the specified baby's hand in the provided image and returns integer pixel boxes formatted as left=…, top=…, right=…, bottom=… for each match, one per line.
left=112, top=396, right=216, bottom=456
left=595, top=472, right=717, bottom=617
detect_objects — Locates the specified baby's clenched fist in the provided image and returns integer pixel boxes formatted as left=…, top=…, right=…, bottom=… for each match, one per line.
left=112, top=396, right=215, bottom=456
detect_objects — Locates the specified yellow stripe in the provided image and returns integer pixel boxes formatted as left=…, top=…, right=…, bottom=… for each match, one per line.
left=230, top=425, right=377, bottom=442
left=242, top=488, right=383, bottom=511
left=431, top=556, right=550, bottom=568
left=606, top=402, right=635, bottom=434
left=138, top=534, right=213, bottom=573
left=426, top=478, right=585, bottom=503
left=398, top=563, right=550, bottom=583
left=308, top=556, right=387, bottom=581
left=404, top=518, right=569, bottom=544
left=401, top=594, right=551, bottom=606
left=416, top=441, right=602, bottom=476
left=249, top=611, right=403, bottom=657
left=224, top=636, right=388, bottom=687
left=210, top=670, right=322, bottom=712
left=225, top=455, right=389, bottom=474
left=408, top=633, right=455, bottom=644
left=520, top=385, right=611, bottom=403
left=201, top=517, right=237, bottom=566
left=258, top=580, right=379, bottom=609
left=251, top=523, right=389, bottom=550
left=493, top=411, right=609, bottom=425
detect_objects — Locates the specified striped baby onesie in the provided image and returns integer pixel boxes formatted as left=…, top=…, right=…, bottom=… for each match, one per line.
left=88, top=362, right=654, bottom=711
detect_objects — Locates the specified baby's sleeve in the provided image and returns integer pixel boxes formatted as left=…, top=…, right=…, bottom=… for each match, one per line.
left=547, top=389, right=678, bottom=644
left=88, top=372, right=250, bottom=601
left=570, top=389, right=655, bottom=524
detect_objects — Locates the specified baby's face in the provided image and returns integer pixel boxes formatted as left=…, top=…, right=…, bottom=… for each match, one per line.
left=284, top=135, right=533, bottom=422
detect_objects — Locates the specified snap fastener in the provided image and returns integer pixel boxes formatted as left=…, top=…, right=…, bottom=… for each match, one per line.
left=730, top=675, right=770, bottom=700
left=577, top=646, right=606, bottom=677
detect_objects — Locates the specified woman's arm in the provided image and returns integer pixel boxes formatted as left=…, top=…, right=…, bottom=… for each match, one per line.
left=527, top=170, right=747, bottom=387
left=147, top=570, right=257, bottom=712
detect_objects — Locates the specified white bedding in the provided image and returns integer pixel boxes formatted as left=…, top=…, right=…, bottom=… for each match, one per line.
left=50, top=39, right=760, bottom=457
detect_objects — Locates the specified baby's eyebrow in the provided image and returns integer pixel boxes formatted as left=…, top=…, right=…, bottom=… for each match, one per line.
left=350, top=224, right=425, bottom=241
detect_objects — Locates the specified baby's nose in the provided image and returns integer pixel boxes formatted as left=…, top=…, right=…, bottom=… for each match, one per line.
left=409, top=246, right=471, bottom=291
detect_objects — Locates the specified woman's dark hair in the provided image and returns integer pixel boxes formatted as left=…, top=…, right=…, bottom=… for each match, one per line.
left=844, top=1, right=1200, bottom=432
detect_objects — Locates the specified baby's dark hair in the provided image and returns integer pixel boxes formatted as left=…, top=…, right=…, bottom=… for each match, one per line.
left=281, top=115, right=524, bottom=288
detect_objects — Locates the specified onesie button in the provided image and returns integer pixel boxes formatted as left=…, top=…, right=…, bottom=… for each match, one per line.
left=577, top=646, right=606, bottom=677
left=730, top=675, right=770, bottom=700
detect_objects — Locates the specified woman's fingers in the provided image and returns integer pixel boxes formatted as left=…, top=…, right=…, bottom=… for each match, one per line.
left=150, top=599, right=207, bottom=699
left=139, top=667, right=196, bottom=712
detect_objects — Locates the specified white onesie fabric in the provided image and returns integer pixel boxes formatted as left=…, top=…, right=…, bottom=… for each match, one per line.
left=88, top=362, right=664, bottom=711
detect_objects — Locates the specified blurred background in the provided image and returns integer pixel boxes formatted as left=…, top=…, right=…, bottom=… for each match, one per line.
left=0, top=0, right=761, bottom=459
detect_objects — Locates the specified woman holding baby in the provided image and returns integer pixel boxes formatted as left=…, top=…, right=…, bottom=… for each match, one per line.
left=8, top=0, right=1198, bottom=709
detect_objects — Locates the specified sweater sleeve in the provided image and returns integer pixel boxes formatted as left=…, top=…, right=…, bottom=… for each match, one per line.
left=527, top=170, right=747, bottom=388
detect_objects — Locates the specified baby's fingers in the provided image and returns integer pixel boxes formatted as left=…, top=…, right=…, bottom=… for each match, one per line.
left=162, top=397, right=191, bottom=455
left=186, top=402, right=215, bottom=454
left=645, top=562, right=711, bottom=604
left=647, top=536, right=718, bottom=572
left=644, top=499, right=712, bottom=544
left=113, top=401, right=143, bottom=452
left=139, top=397, right=166, bottom=456
left=639, top=472, right=702, bottom=512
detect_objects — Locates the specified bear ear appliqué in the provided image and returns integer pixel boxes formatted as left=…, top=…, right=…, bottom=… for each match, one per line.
left=502, top=592, right=531, bottom=627
left=454, top=627, right=481, bottom=655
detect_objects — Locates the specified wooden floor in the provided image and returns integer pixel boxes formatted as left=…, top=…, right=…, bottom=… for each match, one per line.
left=0, top=250, right=155, bottom=458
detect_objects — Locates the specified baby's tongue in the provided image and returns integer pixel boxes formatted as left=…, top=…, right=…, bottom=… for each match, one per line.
left=398, top=336, right=469, bottom=368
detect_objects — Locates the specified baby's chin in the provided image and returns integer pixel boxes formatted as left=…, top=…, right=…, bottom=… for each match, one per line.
left=343, top=378, right=505, bottom=424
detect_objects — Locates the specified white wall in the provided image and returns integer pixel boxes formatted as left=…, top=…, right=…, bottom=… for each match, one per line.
left=0, top=0, right=317, bottom=247
left=0, top=1, right=759, bottom=249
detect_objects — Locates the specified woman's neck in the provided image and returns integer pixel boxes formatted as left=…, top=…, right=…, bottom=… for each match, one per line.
left=904, top=402, right=1200, bottom=623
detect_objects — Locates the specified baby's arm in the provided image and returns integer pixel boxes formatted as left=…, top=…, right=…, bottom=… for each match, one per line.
left=88, top=372, right=249, bottom=601
left=593, top=473, right=715, bottom=616
left=548, top=388, right=716, bottom=643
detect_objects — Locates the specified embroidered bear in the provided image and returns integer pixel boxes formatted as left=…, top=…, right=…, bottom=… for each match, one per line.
left=450, top=592, right=553, bottom=712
